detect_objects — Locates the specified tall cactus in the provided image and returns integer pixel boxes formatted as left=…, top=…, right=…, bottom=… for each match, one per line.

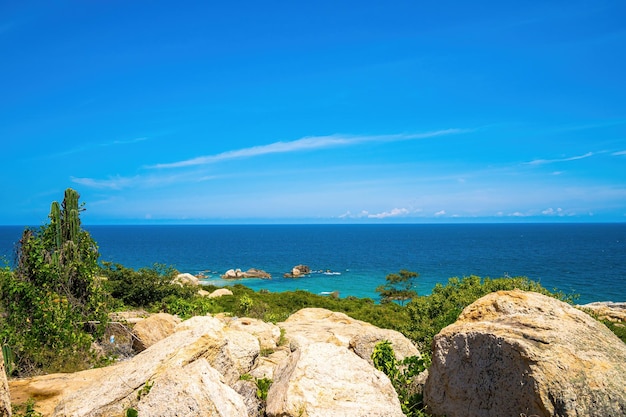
left=50, top=201, right=62, bottom=250
left=62, top=188, right=81, bottom=243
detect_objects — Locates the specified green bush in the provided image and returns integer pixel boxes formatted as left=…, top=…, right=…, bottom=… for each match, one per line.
left=372, top=340, right=426, bottom=416
left=101, top=262, right=195, bottom=309
left=0, top=189, right=109, bottom=375
left=403, top=275, right=577, bottom=352
left=12, top=398, right=43, bottom=417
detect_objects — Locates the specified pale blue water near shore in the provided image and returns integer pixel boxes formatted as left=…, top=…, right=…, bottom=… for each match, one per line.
left=1, top=224, right=624, bottom=304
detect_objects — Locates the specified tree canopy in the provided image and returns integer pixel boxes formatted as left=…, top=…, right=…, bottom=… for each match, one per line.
left=376, top=269, right=419, bottom=305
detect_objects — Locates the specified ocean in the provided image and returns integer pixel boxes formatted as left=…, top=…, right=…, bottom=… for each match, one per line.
left=0, top=224, right=624, bottom=304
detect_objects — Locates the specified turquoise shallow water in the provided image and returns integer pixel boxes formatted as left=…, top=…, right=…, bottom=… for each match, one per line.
left=1, top=223, right=624, bottom=304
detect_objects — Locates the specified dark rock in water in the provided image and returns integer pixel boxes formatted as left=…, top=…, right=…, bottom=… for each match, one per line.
left=283, top=264, right=310, bottom=278
left=222, top=268, right=272, bottom=279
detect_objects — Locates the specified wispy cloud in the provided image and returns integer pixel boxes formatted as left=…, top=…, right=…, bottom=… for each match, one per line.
left=527, top=152, right=593, bottom=166
left=43, top=137, right=149, bottom=159
left=612, top=150, right=626, bottom=156
left=71, top=175, right=137, bottom=190
left=150, top=129, right=467, bottom=169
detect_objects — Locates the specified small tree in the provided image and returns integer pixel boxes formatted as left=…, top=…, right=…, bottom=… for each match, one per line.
left=376, top=269, right=419, bottom=305
left=0, top=188, right=109, bottom=375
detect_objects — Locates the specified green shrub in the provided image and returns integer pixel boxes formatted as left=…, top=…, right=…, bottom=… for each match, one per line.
left=372, top=340, right=426, bottom=416
left=0, top=189, right=110, bottom=375
left=255, top=377, right=272, bottom=401
left=12, top=398, right=43, bottom=417
left=404, top=275, right=577, bottom=352
left=100, top=262, right=194, bottom=308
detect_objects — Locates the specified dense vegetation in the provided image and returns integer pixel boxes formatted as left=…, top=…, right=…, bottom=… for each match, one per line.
left=0, top=189, right=109, bottom=375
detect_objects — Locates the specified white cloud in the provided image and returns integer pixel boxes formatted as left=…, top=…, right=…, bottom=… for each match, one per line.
left=527, top=152, right=593, bottom=166
left=434, top=210, right=446, bottom=216
left=542, top=207, right=564, bottom=215
left=150, top=129, right=467, bottom=169
left=612, top=150, right=626, bottom=156
left=71, top=175, right=135, bottom=190
left=367, top=208, right=410, bottom=219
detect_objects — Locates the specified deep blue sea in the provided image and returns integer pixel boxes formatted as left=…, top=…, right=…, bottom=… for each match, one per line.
left=1, top=224, right=624, bottom=304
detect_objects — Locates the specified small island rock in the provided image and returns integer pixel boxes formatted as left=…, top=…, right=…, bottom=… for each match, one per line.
left=283, top=264, right=310, bottom=278
left=222, top=268, right=271, bottom=279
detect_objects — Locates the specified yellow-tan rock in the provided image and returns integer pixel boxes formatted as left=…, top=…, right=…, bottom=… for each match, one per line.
left=131, top=312, right=181, bottom=352
left=266, top=342, right=404, bottom=417
left=279, top=307, right=420, bottom=362
left=424, top=290, right=626, bottom=417
left=208, top=288, right=234, bottom=298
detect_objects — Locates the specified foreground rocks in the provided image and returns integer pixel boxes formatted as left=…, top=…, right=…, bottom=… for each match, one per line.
left=10, top=308, right=411, bottom=417
left=266, top=342, right=403, bottom=417
left=425, top=290, right=626, bottom=417
left=10, top=293, right=626, bottom=417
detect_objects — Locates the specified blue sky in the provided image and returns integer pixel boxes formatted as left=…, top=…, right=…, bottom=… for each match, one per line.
left=1, top=0, right=625, bottom=225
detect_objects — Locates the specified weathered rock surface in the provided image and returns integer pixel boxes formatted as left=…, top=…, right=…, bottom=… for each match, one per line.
left=424, top=290, right=626, bottom=417
left=279, top=308, right=420, bottom=362
left=136, top=358, right=249, bottom=417
left=222, top=268, right=271, bottom=279
left=0, top=349, right=11, bottom=417
left=265, top=342, right=404, bottom=417
left=227, top=317, right=282, bottom=351
left=131, top=312, right=181, bottom=352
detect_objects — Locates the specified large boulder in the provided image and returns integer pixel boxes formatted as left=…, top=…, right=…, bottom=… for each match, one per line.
left=265, top=342, right=404, bottom=417
left=131, top=312, right=181, bottom=352
left=424, top=290, right=626, bottom=417
left=279, top=308, right=419, bottom=362
left=228, top=317, right=282, bottom=351
left=135, top=358, right=249, bottom=416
